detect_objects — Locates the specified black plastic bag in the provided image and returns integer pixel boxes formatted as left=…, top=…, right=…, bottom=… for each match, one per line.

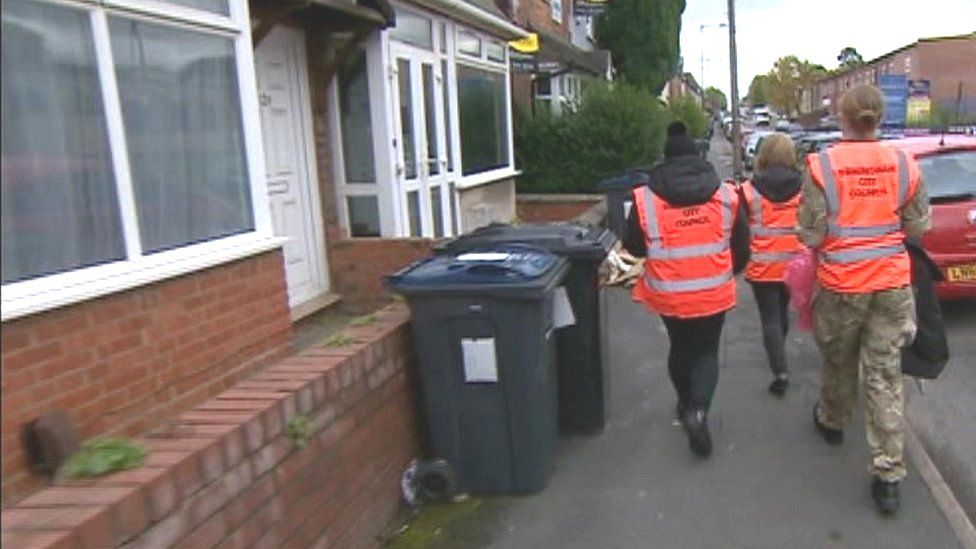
left=901, top=240, right=950, bottom=379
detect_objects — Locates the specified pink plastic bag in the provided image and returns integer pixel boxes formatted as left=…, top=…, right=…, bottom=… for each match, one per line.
left=784, top=248, right=817, bottom=331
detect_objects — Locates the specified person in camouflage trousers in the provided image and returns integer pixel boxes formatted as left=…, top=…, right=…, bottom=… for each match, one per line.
left=797, top=84, right=931, bottom=515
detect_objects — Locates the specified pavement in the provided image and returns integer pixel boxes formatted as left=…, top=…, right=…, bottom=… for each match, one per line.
left=387, top=133, right=970, bottom=549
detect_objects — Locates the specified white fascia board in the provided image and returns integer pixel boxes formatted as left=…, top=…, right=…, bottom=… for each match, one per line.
left=409, top=0, right=528, bottom=39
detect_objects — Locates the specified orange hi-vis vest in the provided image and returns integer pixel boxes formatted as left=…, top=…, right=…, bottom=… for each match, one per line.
left=805, top=142, right=920, bottom=293
left=741, top=180, right=802, bottom=282
left=631, top=183, right=738, bottom=318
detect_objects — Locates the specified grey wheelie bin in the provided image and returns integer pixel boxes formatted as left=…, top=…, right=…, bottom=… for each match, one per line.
left=598, top=168, right=651, bottom=240
left=386, top=247, right=570, bottom=494
left=434, top=223, right=616, bottom=435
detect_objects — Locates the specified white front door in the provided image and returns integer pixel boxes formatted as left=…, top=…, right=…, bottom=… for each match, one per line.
left=255, top=27, right=329, bottom=310
left=391, top=44, right=456, bottom=237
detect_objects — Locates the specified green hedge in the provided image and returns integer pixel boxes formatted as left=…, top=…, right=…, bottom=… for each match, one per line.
left=668, top=96, right=709, bottom=138
left=515, top=82, right=668, bottom=194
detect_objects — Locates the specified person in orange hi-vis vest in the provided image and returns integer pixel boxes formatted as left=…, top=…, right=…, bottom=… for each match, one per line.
left=740, top=133, right=804, bottom=397
left=798, top=84, right=931, bottom=515
left=623, top=121, right=750, bottom=458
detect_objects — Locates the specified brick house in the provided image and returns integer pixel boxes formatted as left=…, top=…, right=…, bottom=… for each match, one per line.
left=804, top=33, right=976, bottom=121
left=1, top=0, right=528, bottom=509
left=503, top=0, right=610, bottom=116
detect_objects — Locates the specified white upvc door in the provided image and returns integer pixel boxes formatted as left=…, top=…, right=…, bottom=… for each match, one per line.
left=390, top=43, right=454, bottom=237
left=255, top=27, right=330, bottom=310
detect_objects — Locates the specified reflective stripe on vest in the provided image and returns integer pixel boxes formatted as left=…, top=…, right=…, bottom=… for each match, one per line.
left=818, top=150, right=910, bottom=238
left=643, top=270, right=733, bottom=292
left=642, top=184, right=734, bottom=291
left=751, top=251, right=797, bottom=262
left=821, top=243, right=906, bottom=264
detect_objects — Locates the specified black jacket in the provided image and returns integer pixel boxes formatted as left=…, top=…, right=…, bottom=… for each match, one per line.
left=622, top=154, right=750, bottom=274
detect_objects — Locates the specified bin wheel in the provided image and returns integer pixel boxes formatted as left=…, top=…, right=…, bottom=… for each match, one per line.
left=415, top=459, right=457, bottom=502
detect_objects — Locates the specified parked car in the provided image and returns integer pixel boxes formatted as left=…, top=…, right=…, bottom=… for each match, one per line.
left=743, top=130, right=773, bottom=170
left=887, top=135, right=976, bottom=300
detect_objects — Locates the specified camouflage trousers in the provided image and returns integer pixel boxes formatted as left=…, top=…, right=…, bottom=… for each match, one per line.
left=813, top=286, right=917, bottom=482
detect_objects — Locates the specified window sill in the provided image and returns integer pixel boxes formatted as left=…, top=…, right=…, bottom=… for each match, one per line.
left=456, top=167, right=521, bottom=190
left=1, top=233, right=287, bottom=322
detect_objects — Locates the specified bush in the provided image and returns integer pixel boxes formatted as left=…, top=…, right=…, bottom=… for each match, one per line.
left=668, top=96, right=709, bottom=138
left=516, top=82, right=667, bottom=194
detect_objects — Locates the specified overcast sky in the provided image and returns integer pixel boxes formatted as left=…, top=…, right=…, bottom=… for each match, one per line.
left=680, top=0, right=976, bottom=103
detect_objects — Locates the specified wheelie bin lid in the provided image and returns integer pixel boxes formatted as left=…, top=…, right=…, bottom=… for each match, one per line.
left=433, top=222, right=616, bottom=260
left=597, top=167, right=652, bottom=191
left=386, top=245, right=569, bottom=298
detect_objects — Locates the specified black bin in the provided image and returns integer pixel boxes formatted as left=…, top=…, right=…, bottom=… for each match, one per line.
left=598, top=168, right=651, bottom=240
left=435, top=223, right=616, bottom=435
left=387, top=247, right=569, bottom=494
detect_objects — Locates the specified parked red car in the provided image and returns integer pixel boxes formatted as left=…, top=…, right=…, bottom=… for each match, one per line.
left=887, top=135, right=976, bottom=300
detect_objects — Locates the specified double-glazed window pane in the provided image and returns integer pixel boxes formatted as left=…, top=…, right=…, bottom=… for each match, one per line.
left=458, top=65, right=508, bottom=175
left=391, top=11, right=432, bottom=50
left=161, top=0, right=229, bottom=15
left=110, top=17, right=253, bottom=253
left=397, top=59, right=417, bottom=179
left=338, top=49, right=375, bottom=183
left=1, top=0, right=125, bottom=283
left=422, top=64, right=439, bottom=176
left=347, top=196, right=381, bottom=237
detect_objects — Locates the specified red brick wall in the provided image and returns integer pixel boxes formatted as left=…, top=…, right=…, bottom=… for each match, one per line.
left=329, top=239, right=437, bottom=314
left=516, top=197, right=601, bottom=222
left=917, top=36, right=976, bottom=115
left=0, top=305, right=421, bottom=548
left=0, top=251, right=293, bottom=505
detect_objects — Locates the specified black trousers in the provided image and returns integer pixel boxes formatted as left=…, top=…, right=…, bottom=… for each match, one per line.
left=749, top=280, right=790, bottom=377
left=661, top=312, right=726, bottom=411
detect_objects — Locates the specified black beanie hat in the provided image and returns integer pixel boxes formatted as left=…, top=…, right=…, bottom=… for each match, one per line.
left=664, top=121, right=699, bottom=158
left=667, top=120, right=688, bottom=137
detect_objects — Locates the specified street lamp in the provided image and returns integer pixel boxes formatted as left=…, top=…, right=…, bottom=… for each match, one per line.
left=699, top=22, right=727, bottom=100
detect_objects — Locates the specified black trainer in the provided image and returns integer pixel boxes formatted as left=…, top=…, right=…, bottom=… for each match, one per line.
left=768, top=375, right=789, bottom=397
left=813, top=403, right=844, bottom=445
left=682, top=408, right=713, bottom=458
left=871, top=477, right=900, bottom=515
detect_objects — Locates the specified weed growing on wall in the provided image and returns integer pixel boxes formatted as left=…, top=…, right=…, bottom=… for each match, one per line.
left=62, top=438, right=146, bottom=478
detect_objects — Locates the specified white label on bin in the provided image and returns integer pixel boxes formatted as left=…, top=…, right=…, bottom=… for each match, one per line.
left=461, top=338, right=498, bottom=383
left=552, top=286, right=576, bottom=329
left=456, top=252, right=510, bottom=262
left=623, top=199, right=633, bottom=218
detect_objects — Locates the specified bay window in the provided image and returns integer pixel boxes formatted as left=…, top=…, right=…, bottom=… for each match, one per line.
left=1, top=0, right=270, bottom=319
left=458, top=66, right=508, bottom=175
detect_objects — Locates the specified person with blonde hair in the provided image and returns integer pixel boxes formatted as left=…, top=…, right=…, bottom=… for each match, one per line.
left=739, top=133, right=804, bottom=396
left=798, top=84, right=931, bottom=514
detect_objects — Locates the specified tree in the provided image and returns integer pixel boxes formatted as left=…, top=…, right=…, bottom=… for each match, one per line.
left=704, top=86, right=728, bottom=111
left=763, top=56, right=826, bottom=118
left=669, top=96, right=708, bottom=138
left=746, top=74, right=770, bottom=106
left=836, top=46, right=864, bottom=69
left=596, top=0, right=686, bottom=94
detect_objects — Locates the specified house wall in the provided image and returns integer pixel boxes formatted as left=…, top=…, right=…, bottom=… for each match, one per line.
left=0, top=304, right=423, bottom=548
left=0, top=251, right=294, bottom=506
left=459, top=178, right=518, bottom=233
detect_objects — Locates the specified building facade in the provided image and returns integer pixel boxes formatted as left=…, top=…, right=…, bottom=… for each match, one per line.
left=806, top=33, right=976, bottom=123
left=1, top=0, right=527, bottom=504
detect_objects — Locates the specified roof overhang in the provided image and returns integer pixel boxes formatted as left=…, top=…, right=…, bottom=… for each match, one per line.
left=250, top=0, right=395, bottom=46
left=405, top=0, right=528, bottom=40
left=533, top=30, right=610, bottom=76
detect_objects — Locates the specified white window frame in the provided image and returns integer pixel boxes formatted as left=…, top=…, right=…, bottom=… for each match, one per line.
left=453, top=27, right=516, bottom=189
left=551, top=0, right=562, bottom=24
left=1, top=0, right=279, bottom=322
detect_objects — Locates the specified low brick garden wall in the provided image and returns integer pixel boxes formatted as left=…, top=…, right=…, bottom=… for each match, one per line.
left=0, top=304, right=421, bottom=548
left=516, top=194, right=603, bottom=223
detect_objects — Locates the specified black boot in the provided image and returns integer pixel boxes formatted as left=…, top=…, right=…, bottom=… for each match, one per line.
left=813, top=402, right=844, bottom=445
left=682, top=408, right=712, bottom=458
left=768, top=374, right=789, bottom=397
left=871, top=477, right=900, bottom=515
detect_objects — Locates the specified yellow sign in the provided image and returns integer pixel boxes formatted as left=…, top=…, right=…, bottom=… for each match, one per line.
left=907, top=96, right=931, bottom=125
left=509, top=33, right=539, bottom=54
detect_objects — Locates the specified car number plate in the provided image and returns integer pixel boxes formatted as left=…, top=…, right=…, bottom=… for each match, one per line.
left=946, top=263, right=976, bottom=282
